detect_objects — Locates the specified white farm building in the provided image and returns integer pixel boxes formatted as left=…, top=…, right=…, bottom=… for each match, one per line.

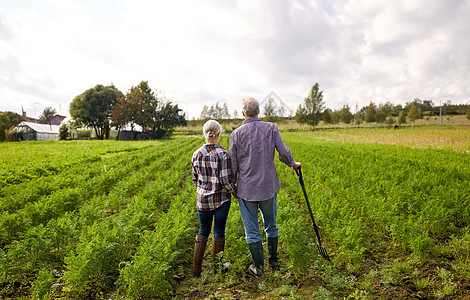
left=15, top=122, right=60, bottom=141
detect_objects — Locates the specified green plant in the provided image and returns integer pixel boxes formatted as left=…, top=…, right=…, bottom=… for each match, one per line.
left=412, top=276, right=431, bottom=289
left=434, top=267, right=456, bottom=298
left=380, top=267, right=398, bottom=286
left=312, top=286, right=335, bottom=300
left=31, top=269, right=55, bottom=300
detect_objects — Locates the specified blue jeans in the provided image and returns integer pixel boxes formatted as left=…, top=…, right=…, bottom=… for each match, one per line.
left=238, top=194, right=279, bottom=244
left=197, top=201, right=231, bottom=238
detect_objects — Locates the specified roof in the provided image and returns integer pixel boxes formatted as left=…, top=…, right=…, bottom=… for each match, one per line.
left=45, top=114, right=66, bottom=124
left=16, top=121, right=60, bottom=134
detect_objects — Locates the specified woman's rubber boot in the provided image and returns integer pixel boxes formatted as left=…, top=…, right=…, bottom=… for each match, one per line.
left=267, top=236, right=279, bottom=270
left=192, top=235, right=208, bottom=277
left=247, top=241, right=264, bottom=278
left=212, top=237, right=229, bottom=274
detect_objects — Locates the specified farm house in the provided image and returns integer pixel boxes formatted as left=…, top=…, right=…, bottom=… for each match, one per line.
left=14, top=121, right=60, bottom=141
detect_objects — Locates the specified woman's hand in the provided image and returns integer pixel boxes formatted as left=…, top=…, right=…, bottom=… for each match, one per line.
left=292, top=162, right=302, bottom=170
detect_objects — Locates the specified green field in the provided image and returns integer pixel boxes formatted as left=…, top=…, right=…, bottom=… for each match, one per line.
left=0, top=129, right=469, bottom=299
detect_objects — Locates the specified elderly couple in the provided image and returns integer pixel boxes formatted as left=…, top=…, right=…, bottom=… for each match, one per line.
left=191, top=97, right=301, bottom=278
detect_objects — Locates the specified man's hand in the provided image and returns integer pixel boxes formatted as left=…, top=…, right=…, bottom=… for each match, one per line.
left=292, top=162, right=301, bottom=170
left=232, top=191, right=238, bottom=199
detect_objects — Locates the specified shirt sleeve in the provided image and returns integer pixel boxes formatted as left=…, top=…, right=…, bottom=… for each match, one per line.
left=219, top=152, right=235, bottom=193
left=273, top=125, right=295, bottom=167
left=191, top=155, right=198, bottom=185
left=229, top=133, right=239, bottom=185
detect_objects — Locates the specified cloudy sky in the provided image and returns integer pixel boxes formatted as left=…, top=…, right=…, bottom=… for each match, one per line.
left=1, top=0, right=469, bottom=120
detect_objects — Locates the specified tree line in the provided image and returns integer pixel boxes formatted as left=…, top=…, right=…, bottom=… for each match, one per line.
left=2, top=82, right=470, bottom=141
left=67, top=81, right=186, bottom=140
left=294, top=84, right=470, bottom=129
left=0, top=81, right=186, bottom=141
left=196, top=83, right=470, bottom=129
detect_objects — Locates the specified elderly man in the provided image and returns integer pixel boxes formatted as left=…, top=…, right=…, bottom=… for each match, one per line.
left=229, top=97, right=301, bottom=278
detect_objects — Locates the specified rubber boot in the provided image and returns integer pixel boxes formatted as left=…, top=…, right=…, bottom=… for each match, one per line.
left=192, top=235, right=208, bottom=277
left=247, top=241, right=264, bottom=278
left=212, top=237, right=229, bottom=274
left=267, top=236, right=279, bottom=270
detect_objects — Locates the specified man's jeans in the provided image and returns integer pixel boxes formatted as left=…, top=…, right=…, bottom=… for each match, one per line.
left=197, top=201, right=231, bottom=238
left=238, top=194, right=279, bottom=244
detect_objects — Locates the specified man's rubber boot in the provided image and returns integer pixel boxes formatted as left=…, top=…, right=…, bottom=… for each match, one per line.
left=212, top=237, right=229, bottom=274
left=247, top=241, right=264, bottom=278
left=267, top=236, right=279, bottom=270
left=192, top=235, right=208, bottom=277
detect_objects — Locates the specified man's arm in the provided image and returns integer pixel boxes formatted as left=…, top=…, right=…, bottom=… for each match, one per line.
left=273, top=125, right=295, bottom=167
left=229, top=134, right=239, bottom=185
left=273, top=125, right=301, bottom=170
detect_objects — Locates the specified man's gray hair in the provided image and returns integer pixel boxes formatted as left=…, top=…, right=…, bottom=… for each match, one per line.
left=203, top=119, right=221, bottom=140
left=242, top=97, right=260, bottom=117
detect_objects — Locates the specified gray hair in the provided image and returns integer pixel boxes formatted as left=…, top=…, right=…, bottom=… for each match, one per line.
left=242, top=97, right=260, bottom=117
left=203, top=119, right=221, bottom=140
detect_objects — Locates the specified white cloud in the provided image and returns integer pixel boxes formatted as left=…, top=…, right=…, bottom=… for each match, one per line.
left=1, top=0, right=469, bottom=119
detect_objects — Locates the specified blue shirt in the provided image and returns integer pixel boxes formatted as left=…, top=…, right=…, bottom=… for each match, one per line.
left=229, top=118, right=295, bottom=201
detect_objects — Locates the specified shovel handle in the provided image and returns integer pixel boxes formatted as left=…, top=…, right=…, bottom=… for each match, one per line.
left=294, top=167, right=331, bottom=261
left=295, top=168, right=324, bottom=246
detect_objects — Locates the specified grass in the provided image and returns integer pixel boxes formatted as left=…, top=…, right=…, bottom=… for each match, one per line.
left=300, top=126, right=470, bottom=153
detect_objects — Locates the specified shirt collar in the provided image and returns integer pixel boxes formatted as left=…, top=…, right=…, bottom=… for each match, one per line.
left=242, top=117, right=260, bottom=125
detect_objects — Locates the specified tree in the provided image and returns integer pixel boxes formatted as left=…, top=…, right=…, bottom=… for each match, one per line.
left=386, top=116, right=395, bottom=129
left=127, top=81, right=156, bottom=132
left=466, top=107, right=470, bottom=120
left=222, top=103, right=230, bottom=119
left=70, top=84, right=121, bottom=140
left=365, top=102, right=377, bottom=123
left=376, top=111, right=386, bottom=124
left=391, top=104, right=403, bottom=117
left=39, top=107, right=57, bottom=123
left=0, top=111, right=24, bottom=141
left=398, top=110, right=406, bottom=126
left=295, top=83, right=324, bottom=129
left=199, top=102, right=231, bottom=121
left=200, top=105, right=209, bottom=120
left=59, top=124, right=69, bottom=140
left=263, top=98, right=278, bottom=122
left=295, top=105, right=307, bottom=125
left=150, top=101, right=187, bottom=138
left=340, top=105, right=353, bottom=124
left=111, top=95, right=134, bottom=138
left=378, top=102, right=393, bottom=117
left=354, top=109, right=362, bottom=125
left=331, top=110, right=340, bottom=125
left=323, top=108, right=332, bottom=124
left=407, top=105, right=420, bottom=126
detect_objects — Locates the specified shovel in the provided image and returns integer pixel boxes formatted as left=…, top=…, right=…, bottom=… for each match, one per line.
left=295, top=167, right=331, bottom=261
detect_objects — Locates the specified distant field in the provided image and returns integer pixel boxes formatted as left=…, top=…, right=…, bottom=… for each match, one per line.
left=301, top=126, right=470, bottom=153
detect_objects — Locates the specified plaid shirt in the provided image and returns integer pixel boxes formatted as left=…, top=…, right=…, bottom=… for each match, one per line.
left=192, top=144, right=235, bottom=211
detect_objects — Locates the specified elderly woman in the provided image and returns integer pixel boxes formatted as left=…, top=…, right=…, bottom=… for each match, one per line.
left=191, top=120, right=237, bottom=276
left=229, top=97, right=301, bottom=278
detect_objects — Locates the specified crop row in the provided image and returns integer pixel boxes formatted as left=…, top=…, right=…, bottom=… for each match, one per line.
left=0, top=143, right=176, bottom=246
left=281, top=134, right=470, bottom=263
left=3, top=134, right=468, bottom=298
left=0, top=138, right=201, bottom=298
left=0, top=140, right=152, bottom=187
